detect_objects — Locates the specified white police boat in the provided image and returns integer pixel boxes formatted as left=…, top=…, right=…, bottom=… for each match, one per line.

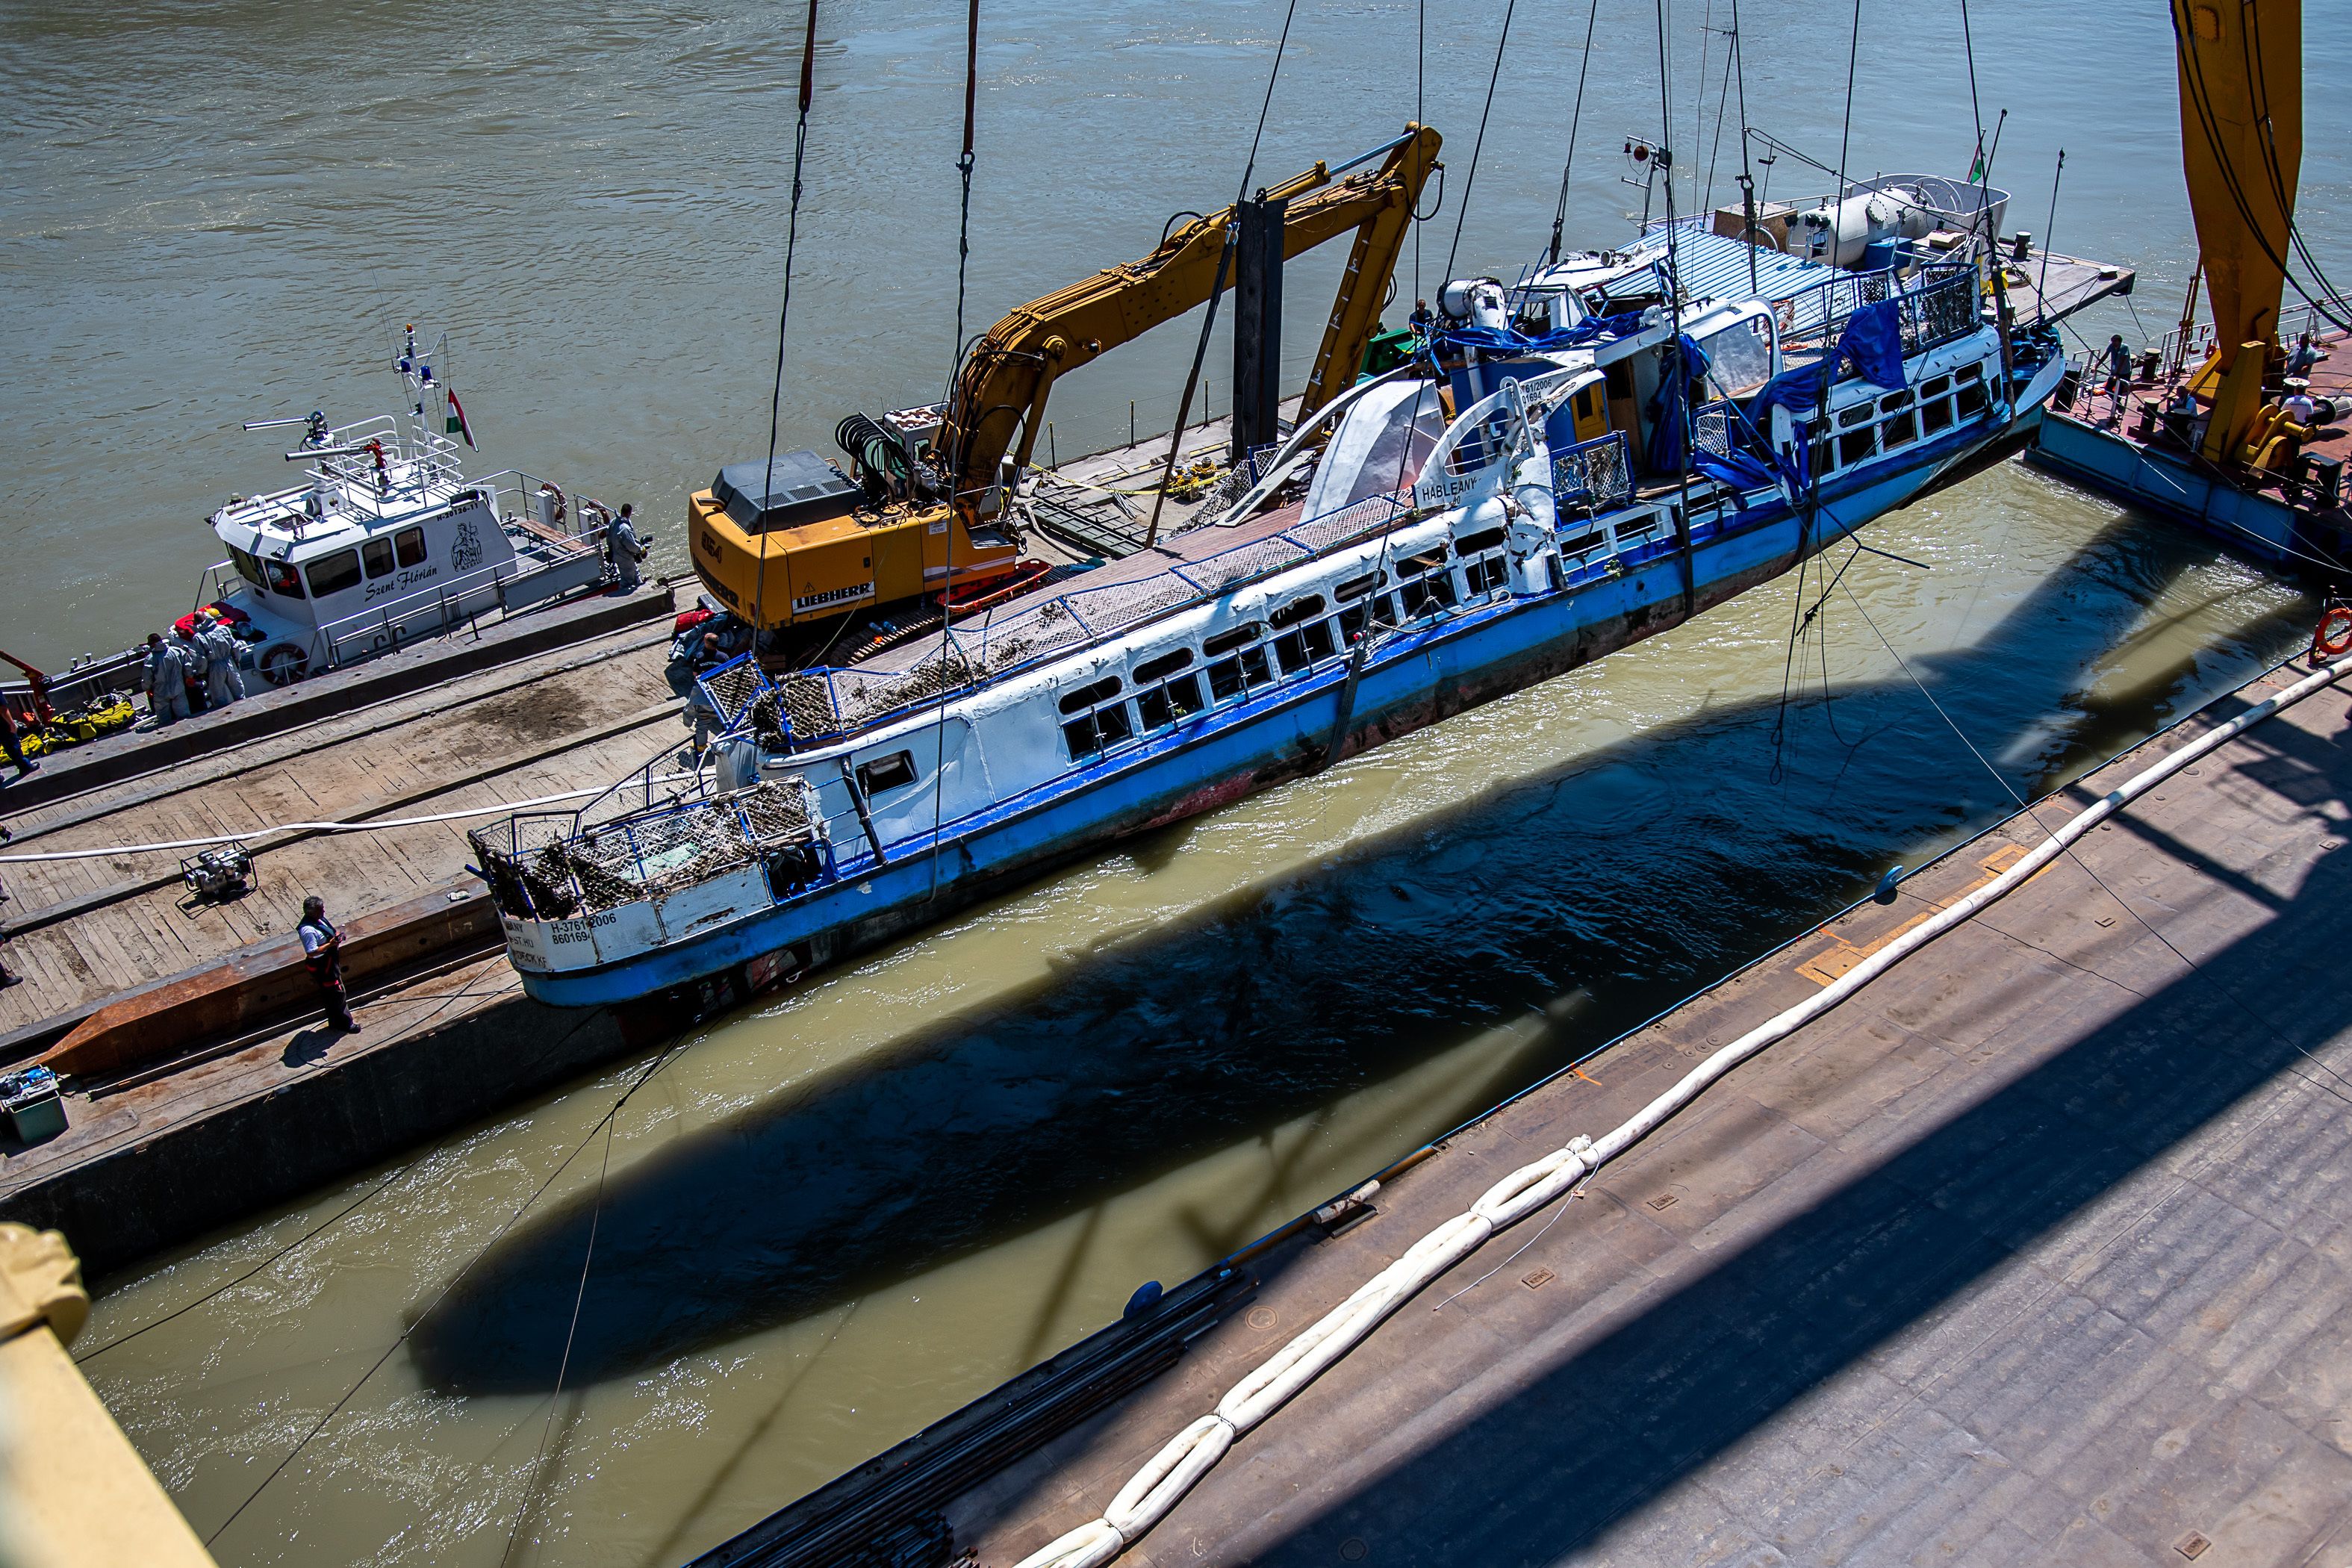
left=472, top=178, right=2077, bottom=1014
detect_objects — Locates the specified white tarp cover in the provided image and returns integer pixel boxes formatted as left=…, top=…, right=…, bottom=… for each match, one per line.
left=1301, top=380, right=1447, bottom=523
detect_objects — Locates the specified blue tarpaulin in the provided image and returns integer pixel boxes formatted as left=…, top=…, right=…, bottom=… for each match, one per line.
left=1752, top=298, right=1909, bottom=426
left=1437, top=309, right=1650, bottom=358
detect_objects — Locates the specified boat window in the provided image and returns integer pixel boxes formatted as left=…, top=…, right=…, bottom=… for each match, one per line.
left=1838, top=403, right=1875, bottom=429
left=362, top=538, right=395, bottom=579
left=306, top=550, right=363, bottom=598
left=1400, top=568, right=1459, bottom=617
left=1202, top=622, right=1263, bottom=657
left=1558, top=526, right=1608, bottom=558
left=1453, top=526, right=1508, bottom=557
left=1399, top=548, right=1448, bottom=578
left=1957, top=381, right=1990, bottom=418
left=1880, top=389, right=1914, bottom=411
left=1919, top=374, right=1952, bottom=398
left=1133, top=647, right=1193, bottom=685
left=855, top=750, right=918, bottom=797
left=394, top=526, right=429, bottom=568
left=1957, top=361, right=1983, bottom=383
left=1337, top=602, right=1370, bottom=641
left=1207, top=646, right=1272, bottom=700
left=1268, top=593, right=1327, bottom=631
left=1463, top=556, right=1511, bottom=596
left=1335, top=571, right=1384, bottom=603
left=1811, top=435, right=1838, bottom=477
left=1920, top=397, right=1954, bottom=435
left=1838, top=427, right=1876, bottom=467
left=231, top=547, right=267, bottom=591
left=1882, top=408, right=1920, bottom=449
left=1057, top=674, right=1123, bottom=715
left=1137, top=672, right=1207, bottom=731
left=1062, top=701, right=1134, bottom=759
left=1273, top=619, right=1337, bottom=674
left=1696, top=313, right=1776, bottom=399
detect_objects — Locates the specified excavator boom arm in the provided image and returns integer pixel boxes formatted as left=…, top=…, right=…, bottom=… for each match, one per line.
left=941, top=125, right=1440, bottom=509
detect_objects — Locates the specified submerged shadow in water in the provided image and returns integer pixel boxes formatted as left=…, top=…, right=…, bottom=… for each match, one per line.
left=407, top=524, right=2303, bottom=1394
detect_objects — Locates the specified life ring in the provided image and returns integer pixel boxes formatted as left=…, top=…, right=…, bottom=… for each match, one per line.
left=2314, top=604, right=2352, bottom=661
left=538, top=482, right=568, bottom=527
left=258, top=643, right=310, bottom=687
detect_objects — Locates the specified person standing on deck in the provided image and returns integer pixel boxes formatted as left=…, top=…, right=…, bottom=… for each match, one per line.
left=173, top=625, right=211, bottom=714
left=0, top=706, right=36, bottom=783
left=297, top=895, right=358, bottom=1033
left=607, top=504, right=650, bottom=594
left=2288, top=332, right=2326, bottom=379
left=2102, top=335, right=2133, bottom=425
left=199, top=618, right=246, bottom=709
left=140, top=633, right=190, bottom=725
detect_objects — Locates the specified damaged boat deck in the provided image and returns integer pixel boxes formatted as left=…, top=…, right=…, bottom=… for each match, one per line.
left=717, top=653, right=2352, bottom=1568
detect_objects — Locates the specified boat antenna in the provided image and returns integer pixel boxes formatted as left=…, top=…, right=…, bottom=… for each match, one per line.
left=755, top=0, right=824, bottom=641
left=1443, top=0, right=1520, bottom=281
left=2036, top=149, right=2064, bottom=320
left=929, top=0, right=983, bottom=902
left=1546, top=0, right=1603, bottom=265
left=1141, top=0, right=1301, bottom=550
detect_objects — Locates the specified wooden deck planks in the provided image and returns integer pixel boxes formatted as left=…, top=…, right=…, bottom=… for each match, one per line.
left=0, top=630, right=677, bottom=1036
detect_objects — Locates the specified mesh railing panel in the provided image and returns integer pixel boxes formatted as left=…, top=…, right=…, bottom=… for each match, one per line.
left=1550, top=431, right=1631, bottom=510
left=1175, top=534, right=1311, bottom=598
left=971, top=596, right=1092, bottom=677
left=505, top=774, right=821, bottom=912
left=697, top=655, right=774, bottom=733
left=1286, top=492, right=1410, bottom=553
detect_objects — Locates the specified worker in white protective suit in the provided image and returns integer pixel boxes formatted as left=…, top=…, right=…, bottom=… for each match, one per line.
left=199, top=619, right=246, bottom=708
left=140, top=633, right=190, bottom=725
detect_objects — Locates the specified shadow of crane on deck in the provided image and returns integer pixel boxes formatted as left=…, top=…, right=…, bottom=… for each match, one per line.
left=404, top=521, right=2308, bottom=1396
left=1226, top=706, right=2352, bottom=1566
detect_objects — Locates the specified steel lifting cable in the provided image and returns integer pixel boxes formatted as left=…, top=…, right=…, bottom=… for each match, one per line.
left=1140, top=0, right=1301, bottom=550
left=1441, top=0, right=1519, bottom=282
left=928, top=0, right=982, bottom=902
left=1016, top=647, right=2352, bottom=1568
left=0, top=771, right=706, bottom=863
left=754, top=0, right=826, bottom=636
left=1545, top=0, right=1604, bottom=266
left=201, top=1037, right=689, bottom=1549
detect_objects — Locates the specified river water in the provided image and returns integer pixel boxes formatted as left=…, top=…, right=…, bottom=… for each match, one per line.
left=10, top=0, right=2345, bottom=1563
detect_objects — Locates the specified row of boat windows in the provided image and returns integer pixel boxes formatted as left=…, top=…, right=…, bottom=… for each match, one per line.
left=230, top=526, right=430, bottom=600
left=1815, top=360, right=1990, bottom=473
left=1057, top=527, right=1513, bottom=762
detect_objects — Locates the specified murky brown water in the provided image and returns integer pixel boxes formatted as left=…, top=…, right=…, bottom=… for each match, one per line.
left=10, top=0, right=2345, bottom=1563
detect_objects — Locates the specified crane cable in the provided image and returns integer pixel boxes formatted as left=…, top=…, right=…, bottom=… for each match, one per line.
left=1013, top=645, right=2352, bottom=1568
left=1140, top=0, right=1301, bottom=550
left=929, top=0, right=983, bottom=903
left=1544, top=0, right=1604, bottom=266
left=753, top=0, right=825, bottom=638
left=1442, top=0, right=1520, bottom=281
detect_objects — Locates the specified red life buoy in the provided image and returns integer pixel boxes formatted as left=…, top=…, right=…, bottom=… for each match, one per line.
left=2314, top=604, right=2352, bottom=660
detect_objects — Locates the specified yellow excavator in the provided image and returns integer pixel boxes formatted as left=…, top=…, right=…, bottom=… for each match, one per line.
left=2173, top=0, right=2306, bottom=467
left=688, top=124, right=1441, bottom=635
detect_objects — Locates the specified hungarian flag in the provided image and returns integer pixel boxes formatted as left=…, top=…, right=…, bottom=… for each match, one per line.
left=445, top=388, right=477, bottom=449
